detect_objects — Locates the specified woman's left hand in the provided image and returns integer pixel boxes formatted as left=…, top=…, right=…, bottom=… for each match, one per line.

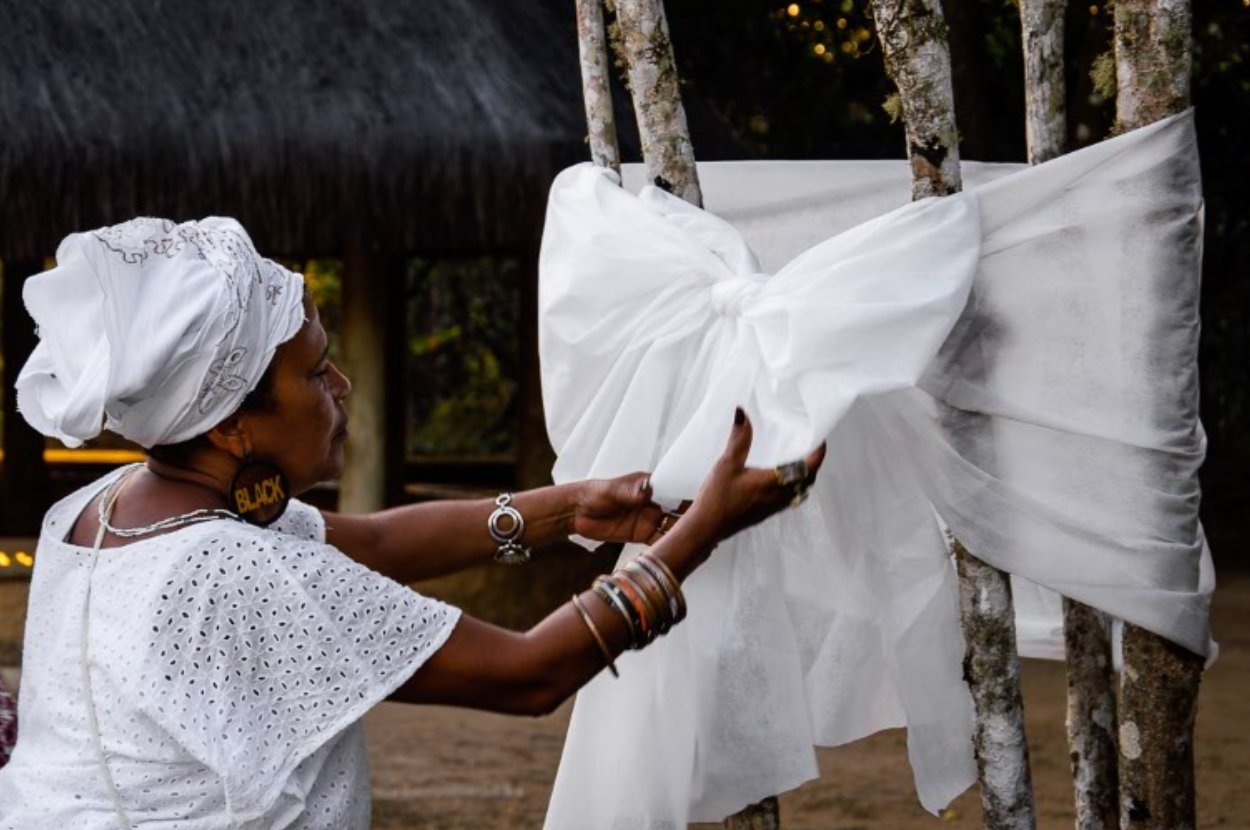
left=569, top=473, right=665, bottom=544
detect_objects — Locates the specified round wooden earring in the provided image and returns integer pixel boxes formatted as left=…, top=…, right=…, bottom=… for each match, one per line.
left=229, top=459, right=291, bottom=526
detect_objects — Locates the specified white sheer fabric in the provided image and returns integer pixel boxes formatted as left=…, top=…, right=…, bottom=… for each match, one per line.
left=540, top=110, right=1211, bottom=827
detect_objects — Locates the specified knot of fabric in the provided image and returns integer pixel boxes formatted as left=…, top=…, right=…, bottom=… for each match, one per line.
left=709, top=273, right=767, bottom=317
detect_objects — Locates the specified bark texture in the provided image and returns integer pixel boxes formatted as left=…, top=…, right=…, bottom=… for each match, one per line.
left=615, top=4, right=763, bottom=823
left=869, top=0, right=962, bottom=198
left=1113, top=0, right=1192, bottom=130
left=614, top=0, right=701, bottom=206
left=1117, top=630, right=1202, bottom=830
left=1020, top=0, right=1067, bottom=165
left=1021, top=5, right=1122, bottom=824
left=576, top=0, right=621, bottom=174
left=872, top=2, right=1034, bottom=826
left=956, top=545, right=1037, bottom=830
left=1063, top=598, right=1120, bottom=830
left=723, top=797, right=780, bottom=829
left=1113, top=4, right=1203, bottom=828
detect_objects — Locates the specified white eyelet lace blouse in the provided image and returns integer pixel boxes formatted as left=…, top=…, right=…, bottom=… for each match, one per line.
left=0, top=466, right=461, bottom=829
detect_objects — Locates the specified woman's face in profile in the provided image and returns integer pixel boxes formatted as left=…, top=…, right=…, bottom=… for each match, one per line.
left=238, top=295, right=352, bottom=495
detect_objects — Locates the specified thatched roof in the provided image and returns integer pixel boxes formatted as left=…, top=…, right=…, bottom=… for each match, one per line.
left=0, top=0, right=637, bottom=257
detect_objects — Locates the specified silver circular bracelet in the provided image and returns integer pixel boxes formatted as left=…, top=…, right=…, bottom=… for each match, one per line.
left=489, top=493, right=531, bottom=564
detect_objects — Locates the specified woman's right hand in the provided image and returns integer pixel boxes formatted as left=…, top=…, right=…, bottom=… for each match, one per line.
left=687, top=407, right=826, bottom=544
left=398, top=407, right=827, bottom=716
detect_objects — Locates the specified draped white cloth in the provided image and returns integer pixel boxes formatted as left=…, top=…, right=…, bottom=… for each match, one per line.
left=17, top=217, right=306, bottom=449
left=539, top=110, right=1212, bottom=827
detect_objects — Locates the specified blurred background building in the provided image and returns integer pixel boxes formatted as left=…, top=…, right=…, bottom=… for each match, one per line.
left=0, top=0, right=1245, bottom=622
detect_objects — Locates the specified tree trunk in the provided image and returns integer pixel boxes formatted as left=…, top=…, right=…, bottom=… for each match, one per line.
left=1063, top=598, right=1120, bottom=830
left=575, top=0, right=621, bottom=175
left=1112, top=3, right=1203, bottom=828
left=723, top=797, right=780, bottom=830
left=1113, top=0, right=1192, bottom=131
left=870, top=3, right=1035, bottom=827
left=1020, top=0, right=1067, bottom=165
left=613, top=0, right=701, bottom=206
left=955, top=545, right=1037, bottom=830
left=1021, top=3, right=1122, bottom=826
left=612, top=3, right=777, bottom=824
left=870, top=0, right=962, bottom=198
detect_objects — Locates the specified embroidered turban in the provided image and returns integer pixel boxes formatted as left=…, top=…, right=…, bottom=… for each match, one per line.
left=16, top=217, right=306, bottom=449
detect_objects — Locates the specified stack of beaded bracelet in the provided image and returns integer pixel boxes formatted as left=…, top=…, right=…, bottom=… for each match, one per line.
left=591, top=552, right=687, bottom=651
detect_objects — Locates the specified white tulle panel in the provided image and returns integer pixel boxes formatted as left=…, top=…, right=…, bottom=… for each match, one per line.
left=539, top=110, right=1210, bottom=827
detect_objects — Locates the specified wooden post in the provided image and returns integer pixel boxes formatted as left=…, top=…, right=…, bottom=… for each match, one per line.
left=1020, top=1, right=1122, bottom=825
left=1111, top=3, right=1204, bottom=828
left=576, top=0, right=621, bottom=175
left=613, top=0, right=701, bottom=206
left=1, top=259, right=47, bottom=536
left=869, top=1, right=1036, bottom=827
left=339, top=245, right=403, bottom=514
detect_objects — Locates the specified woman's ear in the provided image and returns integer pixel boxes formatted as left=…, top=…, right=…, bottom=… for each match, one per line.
left=206, top=413, right=252, bottom=460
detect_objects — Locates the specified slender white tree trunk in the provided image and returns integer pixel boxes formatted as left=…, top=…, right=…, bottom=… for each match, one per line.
left=1113, top=0, right=1192, bottom=132
left=1064, top=599, right=1120, bottom=829
left=1021, top=0, right=1067, bottom=165
left=1112, top=4, right=1203, bottom=828
left=613, top=0, right=701, bottom=206
left=576, top=0, right=621, bottom=174
left=1020, top=2, right=1122, bottom=826
left=871, top=2, right=1036, bottom=827
left=871, top=0, right=962, bottom=197
left=608, top=4, right=774, bottom=824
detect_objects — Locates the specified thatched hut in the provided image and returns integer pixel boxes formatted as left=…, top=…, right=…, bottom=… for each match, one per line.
left=0, top=0, right=666, bottom=535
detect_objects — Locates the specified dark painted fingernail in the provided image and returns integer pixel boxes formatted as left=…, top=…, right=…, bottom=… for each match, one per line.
left=734, top=407, right=745, bottom=426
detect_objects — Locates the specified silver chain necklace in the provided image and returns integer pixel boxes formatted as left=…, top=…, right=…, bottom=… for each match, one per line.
left=97, top=465, right=241, bottom=538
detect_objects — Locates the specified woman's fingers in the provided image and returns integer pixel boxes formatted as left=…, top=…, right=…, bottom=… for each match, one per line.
left=803, top=442, right=827, bottom=484
left=725, top=407, right=753, bottom=466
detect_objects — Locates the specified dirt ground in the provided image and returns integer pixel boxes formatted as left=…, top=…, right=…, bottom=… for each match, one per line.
left=363, top=574, right=1250, bottom=830
left=1, top=574, right=1246, bottom=828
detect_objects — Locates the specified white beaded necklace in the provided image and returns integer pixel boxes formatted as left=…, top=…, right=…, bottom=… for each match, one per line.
left=97, top=464, right=241, bottom=538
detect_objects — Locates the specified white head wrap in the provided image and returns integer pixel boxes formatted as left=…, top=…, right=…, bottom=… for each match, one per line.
left=15, top=217, right=307, bottom=449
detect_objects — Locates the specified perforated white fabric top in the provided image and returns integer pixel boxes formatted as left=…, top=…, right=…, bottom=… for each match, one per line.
left=0, top=467, right=460, bottom=829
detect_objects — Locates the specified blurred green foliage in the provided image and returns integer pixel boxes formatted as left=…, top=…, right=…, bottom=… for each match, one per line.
left=405, top=257, right=520, bottom=458
left=303, top=258, right=344, bottom=362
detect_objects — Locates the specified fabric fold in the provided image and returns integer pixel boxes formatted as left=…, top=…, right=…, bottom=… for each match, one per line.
left=540, top=109, right=1210, bottom=828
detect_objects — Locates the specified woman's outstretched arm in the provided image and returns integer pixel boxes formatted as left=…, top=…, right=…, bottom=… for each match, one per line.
left=392, top=414, right=827, bottom=716
left=321, top=474, right=664, bottom=583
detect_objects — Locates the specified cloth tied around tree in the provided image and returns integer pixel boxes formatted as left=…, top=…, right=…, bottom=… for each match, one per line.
left=539, top=109, right=1212, bottom=828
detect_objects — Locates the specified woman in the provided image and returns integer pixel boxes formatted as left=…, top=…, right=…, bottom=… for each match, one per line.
left=0, top=217, right=823, bottom=828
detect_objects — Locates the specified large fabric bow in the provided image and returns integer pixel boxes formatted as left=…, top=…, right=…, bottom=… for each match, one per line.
left=540, top=110, right=1211, bottom=827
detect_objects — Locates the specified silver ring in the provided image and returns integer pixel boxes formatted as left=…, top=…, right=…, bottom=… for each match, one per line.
left=774, top=460, right=808, bottom=488
left=789, top=486, right=810, bottom=509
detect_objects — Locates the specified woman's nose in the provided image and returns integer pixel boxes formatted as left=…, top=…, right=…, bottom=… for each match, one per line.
left=331, top=363, right=352, bottom=399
